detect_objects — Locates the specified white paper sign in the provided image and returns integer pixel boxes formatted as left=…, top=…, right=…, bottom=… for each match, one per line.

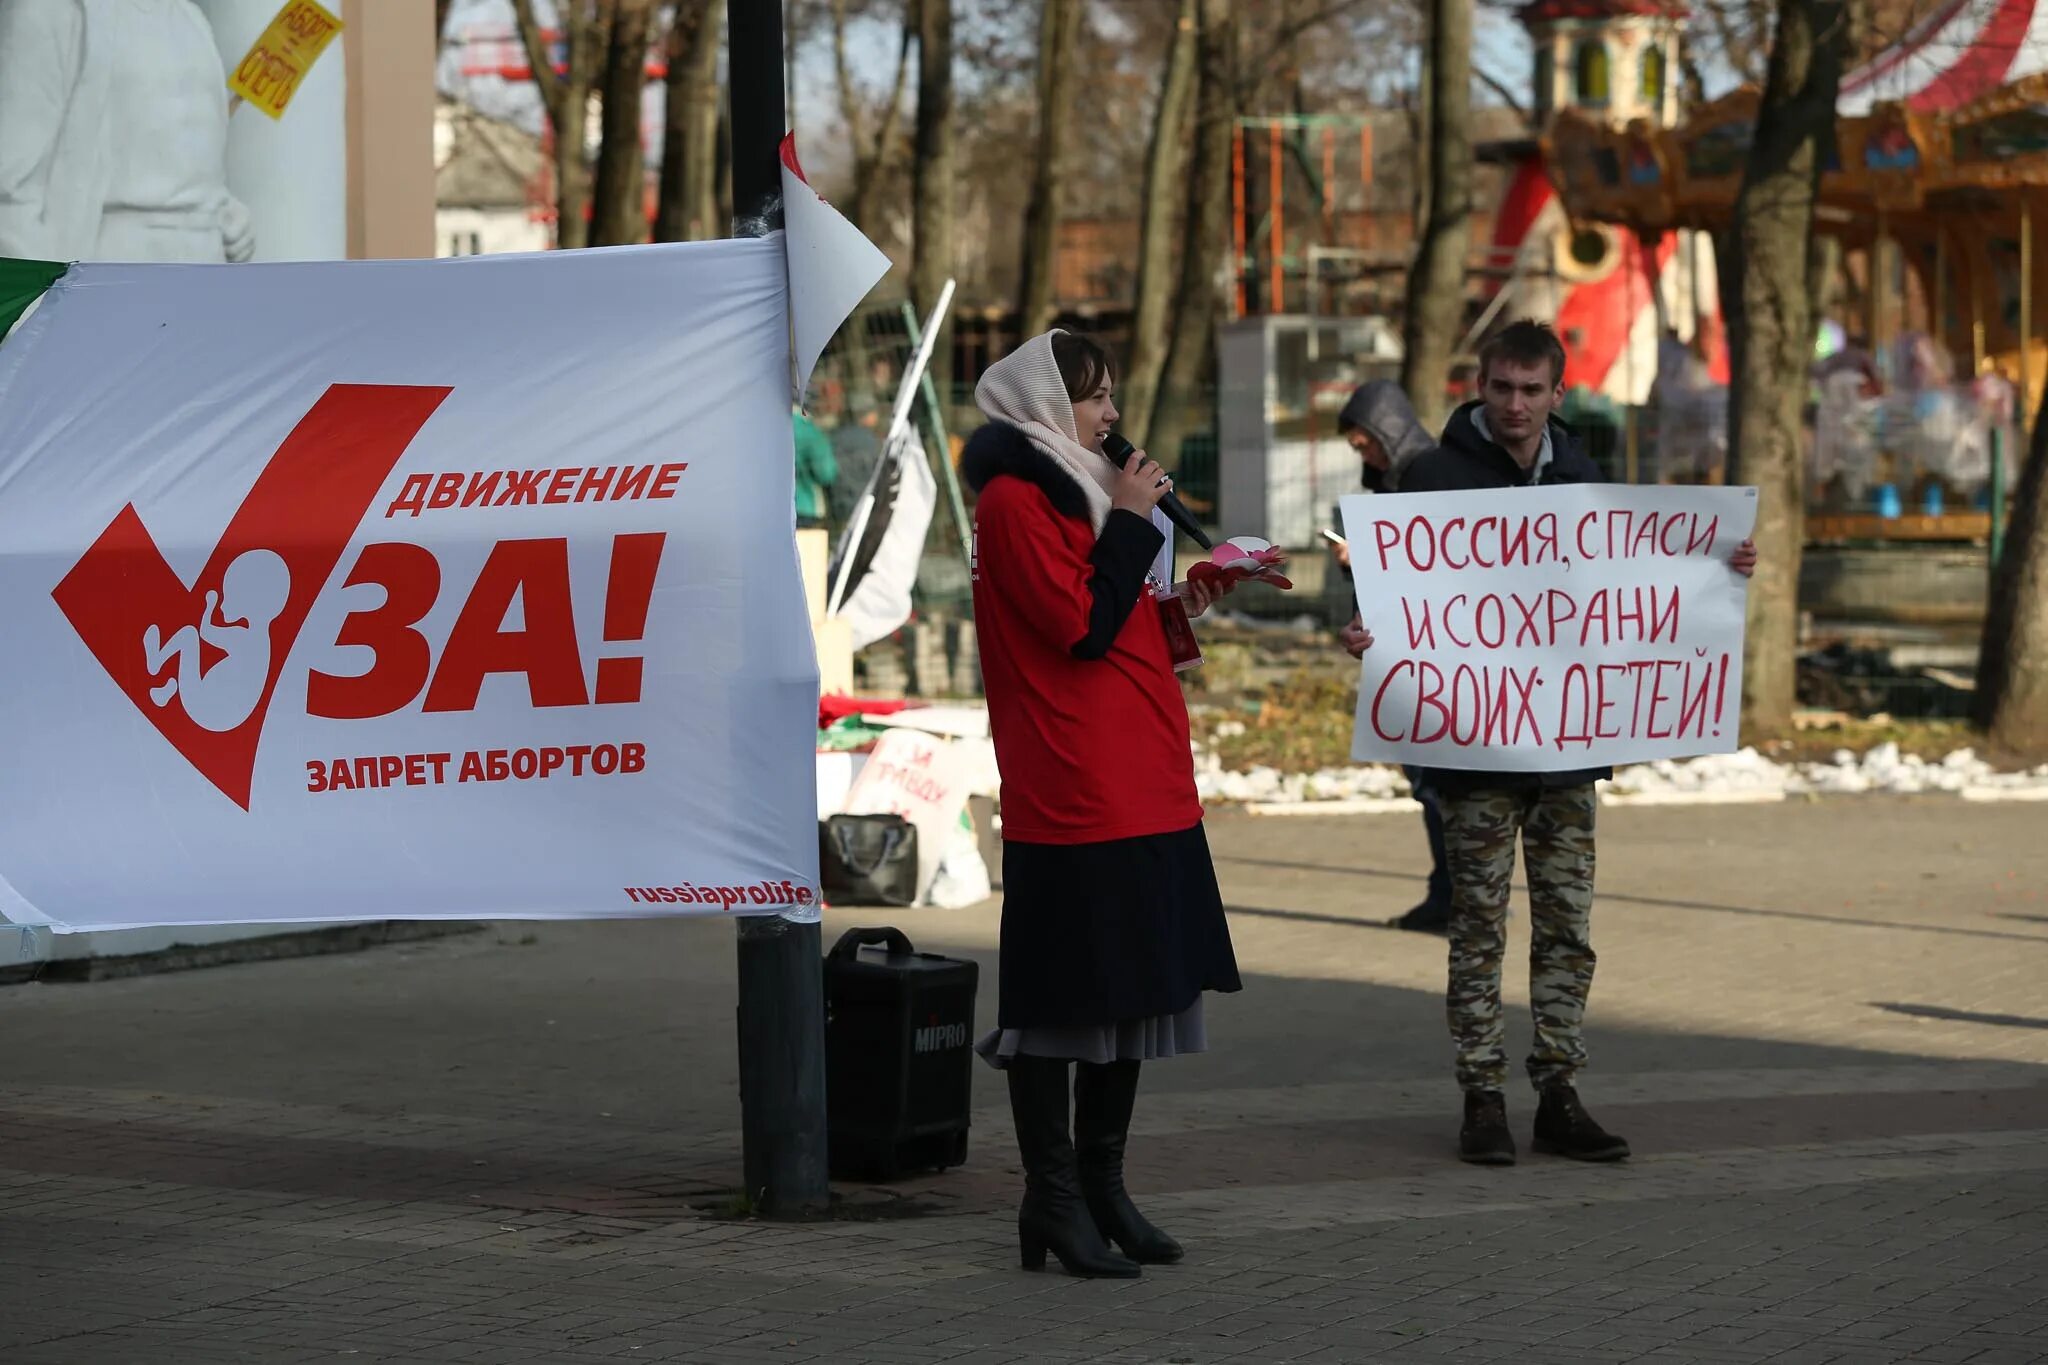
left=1341, top=485, right=1758, bottom=771
left=841, top=728, right=971, bottom=898
left=0, top=226, right=882, bottom=933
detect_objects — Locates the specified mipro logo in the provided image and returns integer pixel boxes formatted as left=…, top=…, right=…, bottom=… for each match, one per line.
left=913, top=1022, right=969, bottom=1054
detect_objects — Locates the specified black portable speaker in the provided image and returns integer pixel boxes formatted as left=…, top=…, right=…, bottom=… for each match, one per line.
left=823, top=926, right=979, bottom=1181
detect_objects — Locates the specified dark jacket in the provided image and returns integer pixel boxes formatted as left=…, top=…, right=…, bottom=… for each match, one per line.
left=1401, top=400, right=1606, bottom=493
left=1338, top=380, right=1438, bottom=493
left=1394, top=400, right=1613, bottom=797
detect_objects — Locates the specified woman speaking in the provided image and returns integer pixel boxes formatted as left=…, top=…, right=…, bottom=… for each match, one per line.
left=961, top=330, right=1244, bottom=1278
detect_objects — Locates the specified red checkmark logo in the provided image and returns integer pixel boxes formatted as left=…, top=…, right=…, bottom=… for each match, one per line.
left=51, top=383, right=451, bottom=809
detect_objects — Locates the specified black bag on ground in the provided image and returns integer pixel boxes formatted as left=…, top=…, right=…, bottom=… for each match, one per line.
left=819, top=814, right=919, bottom=906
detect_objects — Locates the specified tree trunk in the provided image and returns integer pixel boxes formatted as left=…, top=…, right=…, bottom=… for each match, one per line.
left=1725, top=0, right=1851, bottom=737
left=1016, top=0, right=1084, bottom=338
left=1144, top=0, right=1236, bottom=477
left=512, top=0, right=605, bottom=250
left=591, top=0, right=655, bottom=246
left=912, top=0, right=956, bottom=402
left=1405, top=93, right=1425, bottom=233
left=829, top=0, right=913, bottom=413
left=1399, top=0, right=1471, bottom=430
left=655, top=0, right=723, bottom=242
left=1120, top=0, right=1200, bottom=452
left=1978, top=333, right=2048, bottom=756
left=838, top=1, right=914, bottom=236
left=714, top=98, right=732, bottom=231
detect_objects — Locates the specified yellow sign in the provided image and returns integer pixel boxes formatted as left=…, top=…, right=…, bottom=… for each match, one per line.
left=227, top=0, right=344, bottom=120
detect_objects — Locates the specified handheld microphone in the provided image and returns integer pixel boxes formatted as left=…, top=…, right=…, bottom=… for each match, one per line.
left=1101, top=433, right=1212, bottom=549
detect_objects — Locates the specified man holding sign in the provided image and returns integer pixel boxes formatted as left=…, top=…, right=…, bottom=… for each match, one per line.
left=1339, top=321, right=1757, bottom=1167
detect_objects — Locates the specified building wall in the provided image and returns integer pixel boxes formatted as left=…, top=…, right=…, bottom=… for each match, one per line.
left=436, top=207, right=550, bottom=258
left=345, top=4, right=435, bottom=259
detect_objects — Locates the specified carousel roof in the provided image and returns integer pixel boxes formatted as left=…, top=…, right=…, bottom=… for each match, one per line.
left=1838, top=0, right=2048, bottom=114
left=1519, top=0, right=1687, bottom=23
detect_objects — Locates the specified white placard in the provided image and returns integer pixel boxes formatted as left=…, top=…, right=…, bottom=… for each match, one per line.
left=841, top=728, right=972, bottom=898
left=1341, top=484, right=1758, bottom=771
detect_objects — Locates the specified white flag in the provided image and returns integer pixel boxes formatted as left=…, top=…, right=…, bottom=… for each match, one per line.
left=835, top=427, right=938, bottom=651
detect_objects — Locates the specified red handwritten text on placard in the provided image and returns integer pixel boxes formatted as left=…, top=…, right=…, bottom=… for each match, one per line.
left=1399, top=585, right=1682, bottom=652
left=1371, top=509, right=1723, bottom=575
left=1343, top=483, right=1757, bottom=772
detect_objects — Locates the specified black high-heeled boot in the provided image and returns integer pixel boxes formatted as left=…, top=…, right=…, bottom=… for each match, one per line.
left=1075, top=1059, right=1184, bottom=1264
left=1006, top=1055, right=1140, bottom=1278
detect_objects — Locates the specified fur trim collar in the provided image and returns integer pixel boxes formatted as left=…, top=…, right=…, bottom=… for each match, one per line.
left=961, top=420, right=1094, bottom=523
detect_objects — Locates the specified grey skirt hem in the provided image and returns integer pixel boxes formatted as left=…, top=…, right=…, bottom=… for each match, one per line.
left=973, top=998, right=1207, bottom=1069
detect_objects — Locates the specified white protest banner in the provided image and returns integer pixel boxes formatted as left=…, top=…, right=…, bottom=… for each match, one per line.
left=1340, top=485, right=1757, bottom=770
left=0, top=168, right=887, bottom=933
left=841, top=728, right=972, bottom=899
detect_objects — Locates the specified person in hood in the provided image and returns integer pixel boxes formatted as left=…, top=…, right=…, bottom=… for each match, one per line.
left=1337, top=379, right=1437, bottom=495
left=959, top=330, right=1248, bottom=1279
left=1340, top=321, right=1757, bottom=1171
left=1331, top=381, right=1454, bottom=938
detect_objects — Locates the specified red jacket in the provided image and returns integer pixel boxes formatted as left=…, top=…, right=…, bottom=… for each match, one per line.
left=963, top=423, right=1204, bottom=845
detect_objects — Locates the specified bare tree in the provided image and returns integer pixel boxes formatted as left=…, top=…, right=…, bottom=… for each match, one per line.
left=1144, top=0, right=1237, bottom=476
left=1695, top=0, right=1777, bottom=85
left=913, top=0, right=957, bottom=400
left=1724, top=0, right=1853, bottom=736
left=833, top=0, right=914, bottom=234
left=590, top=0, right=656, bottom=246
left=1016, top=0, right=1084, bottom=337
left=1692, top=0, right=1928, bottom=93
left=1977, top=381, right=2048, bottom=757
left=511, top=0, right=609, bottom=249
left=1473, top=63, right=1531, bottom=122
left=1120, top=0, right=1201, bottom=451
left=655, top=0, right=724, bottom=242
left=1399, top=0, right=1472, bottom=429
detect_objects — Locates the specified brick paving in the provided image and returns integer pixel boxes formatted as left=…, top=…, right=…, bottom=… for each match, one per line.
left=2, top=796, right=2045, bottom=1363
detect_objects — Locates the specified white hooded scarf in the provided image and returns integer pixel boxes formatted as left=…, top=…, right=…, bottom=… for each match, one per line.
left=973, top=330, right=1122, bottom=534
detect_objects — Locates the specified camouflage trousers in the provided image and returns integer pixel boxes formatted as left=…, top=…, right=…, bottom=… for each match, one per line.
left=1438, top=783, right=1598, bottom=1094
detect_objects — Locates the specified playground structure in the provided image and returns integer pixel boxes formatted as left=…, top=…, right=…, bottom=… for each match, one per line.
left=1227, top=111, right=1532, bottom=370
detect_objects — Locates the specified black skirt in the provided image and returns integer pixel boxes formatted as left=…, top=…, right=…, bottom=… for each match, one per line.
left=997, top=823, right=1242, bottom=1030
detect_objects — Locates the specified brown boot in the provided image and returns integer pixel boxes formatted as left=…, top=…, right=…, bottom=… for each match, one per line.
left=1458, top=1090, right=1516, bottom=1165
left=1531, top=1082, right=1630, bottom=1162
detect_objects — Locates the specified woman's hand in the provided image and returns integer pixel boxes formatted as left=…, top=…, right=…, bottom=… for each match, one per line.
left=1180, top=578, right=1218, bottom=619
left=1340, top=612, right=1374, bottom=659
left=1730, top=537, right=1758, bottom=577
left=1109, top=449, right=1173, bottom=518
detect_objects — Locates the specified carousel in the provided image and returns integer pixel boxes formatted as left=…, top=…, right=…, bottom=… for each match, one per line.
left=1539, top=0, right=2044, bottom=552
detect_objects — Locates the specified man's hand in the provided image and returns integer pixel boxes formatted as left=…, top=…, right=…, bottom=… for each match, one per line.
left=1730, top=537, right=1758, bottom=578
left=1330, top=538, right=1351, bottom=570
left=1340, top=612, right=1374, bottom=659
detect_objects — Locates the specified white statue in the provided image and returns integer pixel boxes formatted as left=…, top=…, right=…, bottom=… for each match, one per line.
left=0, top=0, right=255, bottom=263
